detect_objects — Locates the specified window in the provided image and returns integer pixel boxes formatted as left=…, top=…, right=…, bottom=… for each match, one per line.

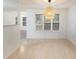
left=22, top=17, right=27, bottom=26
left=44, top=16, right=51, bottom=30
left=52, top=14, right=59, bottom=30
left=36, top=25, right=43, bottom=31
left=35, top=14, right=43, bottom=31
left=44, top=23, right=51, bottom=30
left=53, top=23, right=59, bottom=30
left=35, top=14, right=43, bottom=24
left=35, top=14, right=59, bottom=31
left=15, top=17, right=18, bottom=25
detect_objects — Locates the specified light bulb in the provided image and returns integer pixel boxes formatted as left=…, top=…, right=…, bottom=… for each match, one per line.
left=44, top=6, right=56, bottom=19
left=48, top=12, right=52, bottom=15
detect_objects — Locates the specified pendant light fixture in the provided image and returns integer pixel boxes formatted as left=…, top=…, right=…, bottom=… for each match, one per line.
left=44, top=0, right=56, bottom=19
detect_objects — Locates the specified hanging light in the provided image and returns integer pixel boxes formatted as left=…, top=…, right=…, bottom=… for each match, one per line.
left=44, top=0, right=56, bottom=19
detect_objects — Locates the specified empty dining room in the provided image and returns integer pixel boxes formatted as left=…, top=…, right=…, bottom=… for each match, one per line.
left=3, top=0, right=76, bottom=59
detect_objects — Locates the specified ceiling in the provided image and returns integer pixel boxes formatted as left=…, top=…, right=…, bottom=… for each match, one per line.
left=3, top=0, right=76, bottom=11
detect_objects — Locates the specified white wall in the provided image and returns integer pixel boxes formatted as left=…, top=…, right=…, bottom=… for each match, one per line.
left=67, top=5, right=76, bottom=45
left=3, top=11, right=21, bottom=59
left=26, top=9, right=68, bottom=39
left=3, top=11, right=18, bottom=26
left=3, top=26, right=21, bottom=59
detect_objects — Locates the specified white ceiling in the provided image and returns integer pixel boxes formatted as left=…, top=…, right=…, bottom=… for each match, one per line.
left=3, top=0, right=76, bottom=11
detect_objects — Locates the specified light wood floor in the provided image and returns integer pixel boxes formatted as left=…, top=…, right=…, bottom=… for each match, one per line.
left=7, top=39, right=76, bottom=59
